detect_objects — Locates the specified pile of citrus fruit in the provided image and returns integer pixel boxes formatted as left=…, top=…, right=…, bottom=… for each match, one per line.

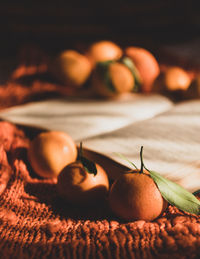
left=49, top=40, right=199, bottom=99
left=49, top=40, right=160, bottom=97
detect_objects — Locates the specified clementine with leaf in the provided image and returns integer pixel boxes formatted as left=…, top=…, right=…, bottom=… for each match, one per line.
left=109, top=170, right=167, bottom=221
left=57, top=143, right=109, bottom=204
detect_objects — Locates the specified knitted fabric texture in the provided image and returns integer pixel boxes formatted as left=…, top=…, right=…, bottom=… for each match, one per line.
left=0, top=45, right=75, bottom=110
left=0, top=121, right=200, bottom=259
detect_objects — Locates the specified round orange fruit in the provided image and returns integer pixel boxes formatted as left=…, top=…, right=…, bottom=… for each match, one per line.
left=163, top=66, right=191, bottom=91
left=50, top=50, right=92, bottom=88
left=28, top=131, right=77, bottom=178
left=125, top=46, right=160, bottom=93
left=57, top=161, right=109, bottom=204
left=92, top=60, right=135, bottom=97
left=86, top=41, right=123, bottom=67
left=109, top=170, right=167, bottom=221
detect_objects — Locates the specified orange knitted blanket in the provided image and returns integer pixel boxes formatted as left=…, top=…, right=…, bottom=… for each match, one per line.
left=0, top=121, right=200, bottom=259
left=0, top=45, right=76, bottom=110
left=0, top=45, right=200, bottom=259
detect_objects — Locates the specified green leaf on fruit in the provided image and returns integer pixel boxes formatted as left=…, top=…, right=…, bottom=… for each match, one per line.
left=80, top=156, right=97, bottom=176
left=121, top=57, right=141, bottom=92
left=78, top=142, right=97, bottom=176
left=144, top=166, right=200, bottom=215
left=139, top=146, right=200, bottom=215
left=117, top=146, right=200, bottom=215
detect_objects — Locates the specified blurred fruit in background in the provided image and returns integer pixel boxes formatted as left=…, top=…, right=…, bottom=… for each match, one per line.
left=125, top=46, right=160, bottom=93
left=163, top=66, right=191, bottom=91
left=86, top=41, right=123, bottom=68
left=153, top=66, right=194, bottom=100
left=47, top=40, right=199, bottom=101
left=49, top=50, right=92, bottom=88
left=91, top=59, right=135, bottom=97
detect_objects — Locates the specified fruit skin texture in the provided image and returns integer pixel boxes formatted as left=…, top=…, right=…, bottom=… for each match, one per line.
left=28, top=131, right=77, bottom=179
left=92, top=61, right=134, bottom=98
left=163, top=66, right=191, bottom=91
left=109, top=171, right=167, bottom=221
left=57, top=162, right=109, bottom=204
left=50, top=50, right=92, bottom=87
left=125, top=46, right=160, bottom=93
left=86, top=41, right=123, bottom=67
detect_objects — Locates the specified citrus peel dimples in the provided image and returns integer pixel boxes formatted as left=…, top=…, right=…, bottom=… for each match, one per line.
left=109, top=170, right=167, bottom=221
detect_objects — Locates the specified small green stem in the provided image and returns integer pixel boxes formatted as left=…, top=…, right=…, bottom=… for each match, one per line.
left=140, top=146, right=144, bottom=174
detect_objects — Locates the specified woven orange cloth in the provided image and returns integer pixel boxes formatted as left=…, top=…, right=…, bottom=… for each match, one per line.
left=0, top=45, right=76, bottom=110
left=0, top=121, right=200, bottom=259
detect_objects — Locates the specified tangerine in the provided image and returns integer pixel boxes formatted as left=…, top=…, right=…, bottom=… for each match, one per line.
left=92, top=61, right=134, bottom=97
left=57, top=161, right=109, bottom=204
left=86, top=41, right=123, bottom=67
left=109, top=170, right=167, bottom=221
left=50, top=50, right=92, bottom=87
left=28, top=131, right=77, bottom=178
left=125, top=46, right=160, bottom=93
left=163, top=66, right=191, bottom=91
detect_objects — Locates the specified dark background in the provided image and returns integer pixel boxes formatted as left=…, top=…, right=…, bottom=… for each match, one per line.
left=0, top=0, right=199, bottom=58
